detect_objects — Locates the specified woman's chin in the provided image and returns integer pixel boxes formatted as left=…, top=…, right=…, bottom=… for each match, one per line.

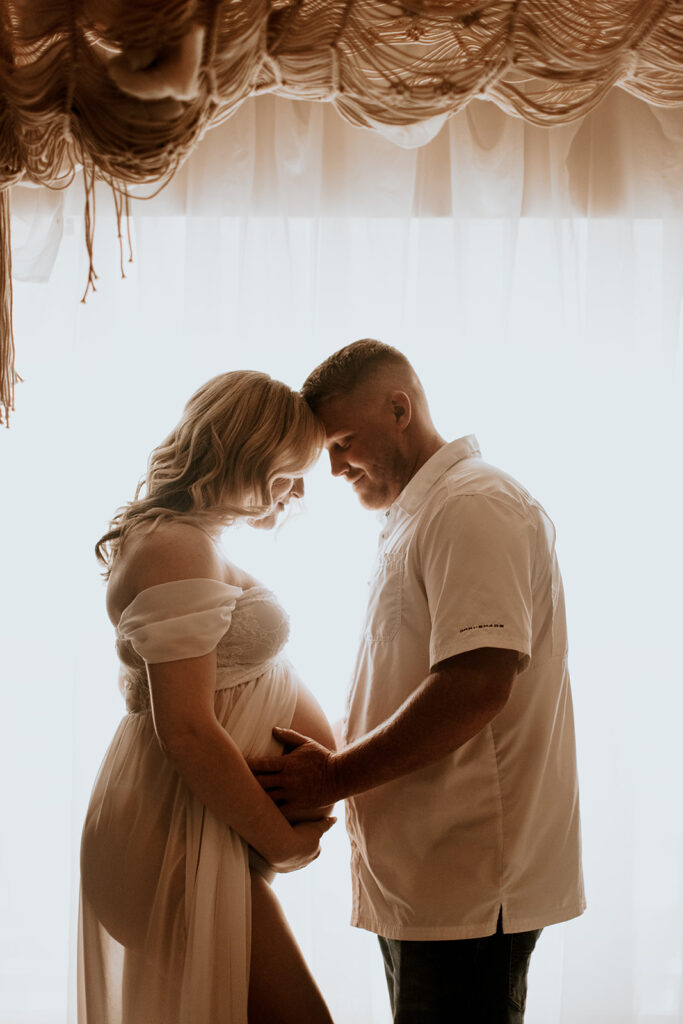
left=248, top=504, right=287, bottom=530
left=247, top=513, right=277, bottom=530
left=247, top=501, right=288, bottom=531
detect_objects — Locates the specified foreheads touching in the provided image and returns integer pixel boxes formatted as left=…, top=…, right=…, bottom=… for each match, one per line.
left=301, top=340, right=438, bottom=511
left=95, top=370, right=325, bottom=571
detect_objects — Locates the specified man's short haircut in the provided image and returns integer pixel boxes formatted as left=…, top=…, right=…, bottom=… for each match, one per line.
left=301, top=339, right=415, bottom=412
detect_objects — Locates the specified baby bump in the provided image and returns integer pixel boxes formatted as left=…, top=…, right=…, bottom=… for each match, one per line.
left=80, top=714, right=187, bottom=950
left=219, top=658, right=299, bottom=756
left=281, top=670, right=337, bottom=822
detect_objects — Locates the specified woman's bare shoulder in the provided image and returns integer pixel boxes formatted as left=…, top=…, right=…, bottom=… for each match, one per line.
left=106, top=519, right=225, bottom=622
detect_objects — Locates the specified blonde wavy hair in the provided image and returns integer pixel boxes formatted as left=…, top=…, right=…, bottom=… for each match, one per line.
left=95, top=370, right=325, bottom=575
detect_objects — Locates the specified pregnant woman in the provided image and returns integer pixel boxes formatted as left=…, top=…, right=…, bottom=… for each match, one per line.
left=78, top=371, right=336, bottom=1024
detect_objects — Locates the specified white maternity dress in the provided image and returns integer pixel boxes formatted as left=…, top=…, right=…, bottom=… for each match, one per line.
left=78, top=578, right=299, bottom=1024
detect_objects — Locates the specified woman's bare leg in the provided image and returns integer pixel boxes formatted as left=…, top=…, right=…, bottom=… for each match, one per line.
left=248, top=871, right=334, bottom=1024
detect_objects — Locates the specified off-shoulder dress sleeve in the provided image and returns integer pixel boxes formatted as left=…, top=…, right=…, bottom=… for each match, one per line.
left=116, top=578, right=242, bottom=663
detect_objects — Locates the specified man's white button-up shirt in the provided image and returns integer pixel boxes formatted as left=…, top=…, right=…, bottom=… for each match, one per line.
left=343, top=435, right=586, bottom=939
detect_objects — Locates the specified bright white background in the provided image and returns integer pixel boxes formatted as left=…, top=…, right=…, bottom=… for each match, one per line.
left=1, top=93, right=683, bottom=1023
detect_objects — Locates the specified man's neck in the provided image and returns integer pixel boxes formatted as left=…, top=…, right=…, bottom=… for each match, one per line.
left=409, top=433, right=447, bottom=481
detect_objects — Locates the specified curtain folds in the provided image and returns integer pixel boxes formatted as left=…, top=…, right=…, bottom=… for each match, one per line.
left=1, top=92, right=682, bottom=1024
left=10, top=90, right=683, bottom=296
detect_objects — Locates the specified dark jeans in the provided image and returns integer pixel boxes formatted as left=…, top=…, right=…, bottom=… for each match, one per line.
left=378, top=911, right=542, bottom=1024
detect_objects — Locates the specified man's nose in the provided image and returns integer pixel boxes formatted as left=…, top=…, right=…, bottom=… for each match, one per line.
left=329, top=449, right=347, bottom=477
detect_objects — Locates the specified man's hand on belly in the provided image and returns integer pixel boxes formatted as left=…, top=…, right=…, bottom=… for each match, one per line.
left=249, top=728, right=341, bottom=819
left=252, top=649, right=519, bottom=807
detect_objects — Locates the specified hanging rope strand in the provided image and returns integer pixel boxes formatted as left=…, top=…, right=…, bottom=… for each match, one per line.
left=0, top=190, right=17, bottom=427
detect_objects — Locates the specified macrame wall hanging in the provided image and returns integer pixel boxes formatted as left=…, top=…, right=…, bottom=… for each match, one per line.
left=1, top=0, right=682, bottom=423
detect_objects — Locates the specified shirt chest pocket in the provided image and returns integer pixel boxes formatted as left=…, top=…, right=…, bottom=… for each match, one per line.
left=365, top=550, right=405, bottom=642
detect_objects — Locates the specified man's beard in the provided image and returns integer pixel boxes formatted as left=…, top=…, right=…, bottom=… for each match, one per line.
left=353, top=450, right=410, bottom=510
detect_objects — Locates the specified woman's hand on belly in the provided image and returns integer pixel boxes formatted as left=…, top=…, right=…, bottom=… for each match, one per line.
left=281, top=803, right=336, bottom=823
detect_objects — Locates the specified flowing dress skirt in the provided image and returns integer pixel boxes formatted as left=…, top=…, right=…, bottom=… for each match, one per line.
left=78, top=661, right=297, bottom=1024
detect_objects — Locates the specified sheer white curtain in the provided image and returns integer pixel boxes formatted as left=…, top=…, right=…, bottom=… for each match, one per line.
left=2, top=91, right=682, bottom=1024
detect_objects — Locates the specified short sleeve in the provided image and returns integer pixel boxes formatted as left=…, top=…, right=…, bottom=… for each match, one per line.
left=116, top=578, right=242, bottom=664
left=418, top=495, right=534, bottom=671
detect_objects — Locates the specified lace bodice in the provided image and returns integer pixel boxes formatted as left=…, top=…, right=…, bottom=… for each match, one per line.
left=115, top=581, right=290, bottom=713
left=214, top=586, right=289, bottom=669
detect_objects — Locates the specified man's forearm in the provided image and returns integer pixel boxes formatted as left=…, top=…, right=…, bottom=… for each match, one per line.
left=330, top=649, right=516, bottom=801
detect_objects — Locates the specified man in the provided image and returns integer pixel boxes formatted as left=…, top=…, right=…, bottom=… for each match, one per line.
left=252, top=339, right=585, bottom=1022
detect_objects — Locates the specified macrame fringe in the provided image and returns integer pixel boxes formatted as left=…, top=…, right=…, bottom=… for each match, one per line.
left=0, top=189, right=19, bottom=428
left=113, top=186, right=133, bottom=279
left=0, top=0, right=681, bottom=425
left=80, top=161, right=99, bottom=302
left=79, top=174, right=134, bottom=304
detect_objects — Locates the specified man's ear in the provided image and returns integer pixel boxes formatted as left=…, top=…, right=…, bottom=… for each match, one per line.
left=391, top=390, right=412, bottom=431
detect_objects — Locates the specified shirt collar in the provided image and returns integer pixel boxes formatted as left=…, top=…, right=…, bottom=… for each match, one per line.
left=391, top=434, right=481, bottom=517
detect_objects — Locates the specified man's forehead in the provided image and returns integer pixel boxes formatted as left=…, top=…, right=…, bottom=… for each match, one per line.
left=317, top=391, right=364, bottom=437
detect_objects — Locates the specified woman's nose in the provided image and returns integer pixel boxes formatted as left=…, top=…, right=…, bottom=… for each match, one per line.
left=291, top=476, right=304, bottom=498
